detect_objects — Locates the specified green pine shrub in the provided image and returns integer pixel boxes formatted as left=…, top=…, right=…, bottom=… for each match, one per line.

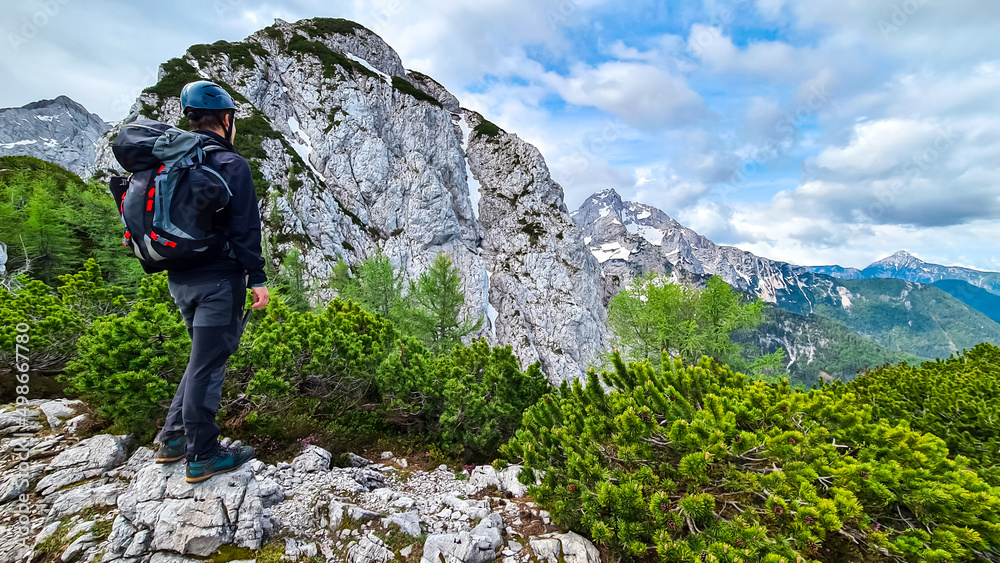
left=0, top=260, right=125, bottom=376
left=62, top=274, right=189, bottom=438
left=378, top=338, right=548, bottom=459
left=503, top=353, right=1000, bottom=562
left=849, top=344, right=1000, bottom=485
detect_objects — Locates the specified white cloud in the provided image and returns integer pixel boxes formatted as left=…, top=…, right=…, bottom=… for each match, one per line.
left=544, top=60, right=706, bottom=130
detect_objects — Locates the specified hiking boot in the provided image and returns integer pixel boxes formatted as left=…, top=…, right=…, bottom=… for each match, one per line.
left=185, top=444, right=255, bottom=483
left=155, top=436, right=187, bottom=464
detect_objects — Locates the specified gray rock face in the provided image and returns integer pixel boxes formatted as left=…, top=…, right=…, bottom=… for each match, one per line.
left=0, top=96, right=109, bottom=177
left=111, top=459, right=271, bottom=558
left=0, top=242, right=6, bottom=275
left=406, top=70, right=461, bottom=113
left=421, top=513, right=504, bottom=563
left=36, top=434, right=129, bottom=496
left=464, top=110, right=608, bottom=383
left=0, top=409, right=602, bottom=563
left=38, top=400, right=82, bottom=431
left=291, top=445, right=331, bottom=472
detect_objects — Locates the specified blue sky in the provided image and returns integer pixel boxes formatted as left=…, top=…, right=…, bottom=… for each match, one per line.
left=2, top=0, right=999, bottom=270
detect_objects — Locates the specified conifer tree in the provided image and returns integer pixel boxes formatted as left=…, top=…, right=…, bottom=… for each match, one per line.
left=407, top=253, right=483, bottom=354
left=608, top=273, right=782, bottom=373
left=273, top=247, right=310, bottom=312
left=328, top=250, right=407, bottom=324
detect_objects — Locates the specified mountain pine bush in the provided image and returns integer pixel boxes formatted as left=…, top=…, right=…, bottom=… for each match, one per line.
left=502, top=353, right=1000, bottom=562
left=378, top=338, right=547, bottom=458
left=62, top=274, right=189, bottom=436
left=849, top=344, right=1000, bottom=486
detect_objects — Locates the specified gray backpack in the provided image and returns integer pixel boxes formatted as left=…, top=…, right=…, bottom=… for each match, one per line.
left=109, top=119, right=232, bottom=274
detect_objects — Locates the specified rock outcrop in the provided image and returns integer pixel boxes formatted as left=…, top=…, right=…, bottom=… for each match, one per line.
left=464, top=111, right=608, bottom=381
left=0, top=96, right=110, bottom=177
left=0, top=399, right=598, bottom=563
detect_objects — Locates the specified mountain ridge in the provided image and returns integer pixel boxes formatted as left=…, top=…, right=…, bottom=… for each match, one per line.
left=0, top=95, right=109, bottom=177
left=571, top=189, right=1000, bottom=365
left=805, top=250, right=1000, bottom=296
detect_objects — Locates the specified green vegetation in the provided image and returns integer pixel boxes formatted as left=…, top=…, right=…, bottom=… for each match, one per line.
left=472, top=119, right=502, bottom=139
left=329, top=250, right=408, bottom=324
left=233, top=109, right=282, bottom=160
left=609, top=274, right=784, bottom=378
left=735, top=308, right=919, bottom=386
left=392, top=76, right=443, bottom=108
left=406, top=253, right=485, bottom=354
left=503, top=351, right=1000, bottom=562
left=287, top=35, right=379, bottom=80
left=0, top=156, right=145, bottom=288
left=787, top=277, right=1000, bottom=361
left=24, top=255, right=540, bottom=461
left=62, top=273, right=188, bottom=440
left=187, top=39, right=267, bottom=70
left=306, top=17, right=367, bottom=37
left=850, top=343, right=1000, bottom=485
left=328, top=252, right=485, bottom=354
left=932, top=279, right=1000, bottom=323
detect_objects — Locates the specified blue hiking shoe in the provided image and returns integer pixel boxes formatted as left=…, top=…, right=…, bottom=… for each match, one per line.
left=185, top=444, right=255, bottom=483
left=155, top=436, right=187, bottom=464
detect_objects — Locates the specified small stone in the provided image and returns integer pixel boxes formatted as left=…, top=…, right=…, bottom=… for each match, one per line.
left=349, top=453, right=373, bottom=467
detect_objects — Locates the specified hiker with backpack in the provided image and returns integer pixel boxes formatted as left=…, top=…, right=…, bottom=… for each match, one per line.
left=110, top=81, right=268, bottom=483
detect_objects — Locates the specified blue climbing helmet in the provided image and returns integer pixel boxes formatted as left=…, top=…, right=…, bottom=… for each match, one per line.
left=180, top=81, right=236, bottom=111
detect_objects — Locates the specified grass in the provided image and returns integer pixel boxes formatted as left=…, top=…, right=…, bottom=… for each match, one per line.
left=143, top=58, right=201, bottom=99
left=188, top=40, right=267, bottom=71
left=473, top=119, right=502, bottom=139
left=233, top=110, right=282, bottom=160
left=261, top=25, right=284, bottom=44
left=392, top=76, right=443, bottom=108
left=209, top=541, right=285, bottom=563
left=307, top=18, right=367, bottom=37
left=287, top=35, right=379, bottom=80
left=33, top=519, right=72, bottom=560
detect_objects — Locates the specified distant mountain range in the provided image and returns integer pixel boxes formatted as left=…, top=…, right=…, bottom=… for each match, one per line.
left=571, top=189, right=1000, bottom=377
left=0, top=96, right=109, bottom=178
left=806, top=250, right=1000, bottom=296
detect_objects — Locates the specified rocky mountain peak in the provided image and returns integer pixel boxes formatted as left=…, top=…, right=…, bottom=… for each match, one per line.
left=0, top=95, right=109, bottom=177
left=872, top=250, right=920, bottom=269
left=572, top=189, right=823, bottom=306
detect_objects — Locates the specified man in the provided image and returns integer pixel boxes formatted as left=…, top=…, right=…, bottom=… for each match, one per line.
left=154, top=80, right=269, bottom=483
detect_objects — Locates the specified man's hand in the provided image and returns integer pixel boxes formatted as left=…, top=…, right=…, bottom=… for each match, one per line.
left=251, top=286, right=270, bottom=309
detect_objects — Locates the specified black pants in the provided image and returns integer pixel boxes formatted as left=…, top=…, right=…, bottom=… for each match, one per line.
left=158, top=271, right=246, bottom=461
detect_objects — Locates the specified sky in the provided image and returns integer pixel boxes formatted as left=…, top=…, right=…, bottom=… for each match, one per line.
left=2, top=0, right=999, bottom=270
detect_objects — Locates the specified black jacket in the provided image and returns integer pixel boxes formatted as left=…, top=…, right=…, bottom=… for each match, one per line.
left=166, top=130, right=267, bottom=286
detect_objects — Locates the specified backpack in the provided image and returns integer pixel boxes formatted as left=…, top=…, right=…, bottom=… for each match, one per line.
left=108, top=119, right=233, bottom=274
